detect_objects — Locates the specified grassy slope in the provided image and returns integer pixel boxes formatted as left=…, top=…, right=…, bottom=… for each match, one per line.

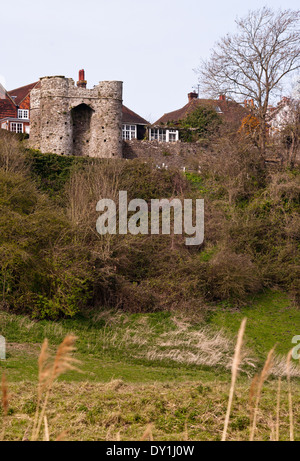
left=1, top=291, right=299, bottom=383
left=1, top=291, right=300, bottom=440
left=209, top=291, right=300, bottom=359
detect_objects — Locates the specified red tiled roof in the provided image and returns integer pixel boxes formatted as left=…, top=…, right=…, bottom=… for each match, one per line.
left=0, top=83, right=17, bottom=120
left=122, top=105, right=148, bottom=125
left=8, top=81, right=40, bottom=106
left=154, top=98, right=249, bottom=125
left=0, top=99, right=16, bottom=119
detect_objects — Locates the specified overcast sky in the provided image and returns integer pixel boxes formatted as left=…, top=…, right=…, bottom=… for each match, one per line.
left=1, top=0, right=299, bottom=122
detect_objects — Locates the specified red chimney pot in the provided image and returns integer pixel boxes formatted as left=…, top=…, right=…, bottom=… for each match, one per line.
left=77, top=69, right=87, bottom=89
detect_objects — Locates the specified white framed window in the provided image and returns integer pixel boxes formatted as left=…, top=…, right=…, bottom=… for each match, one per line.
left=122, top=124, right=137, bottom=140
left=167, top=129, right=178, bottom=142
left=149, top=128, right=178, bottom=142
left=18, top=109, right=29, bottom=119
left=11, top=122, right=23, bottom=133
left=149, top=128, right=166, bottom=142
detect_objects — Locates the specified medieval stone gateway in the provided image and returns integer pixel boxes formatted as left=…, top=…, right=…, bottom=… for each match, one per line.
left=29, top=73, right=123, bottom=158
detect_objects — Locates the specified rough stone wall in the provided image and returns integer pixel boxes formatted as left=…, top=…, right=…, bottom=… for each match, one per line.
left=30, top=76, right=123, bottom=158
left=123, top=139, right=216, bottom=170
left=123, top=140, right=300, bottom=170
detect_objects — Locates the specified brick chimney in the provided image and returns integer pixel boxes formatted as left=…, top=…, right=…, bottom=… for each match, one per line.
left=219, top=94, right=226, bottom=101
left=188, top=91, right=198, bottom=102
left=77, top=69, right=87, bottom=89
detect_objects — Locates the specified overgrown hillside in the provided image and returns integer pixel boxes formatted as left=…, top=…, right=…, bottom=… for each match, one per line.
left=0, top=130, right=299, bottom=319
left=0, top=130, right=300, bottom=442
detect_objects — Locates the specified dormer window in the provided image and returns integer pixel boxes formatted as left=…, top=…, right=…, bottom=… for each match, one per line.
left=18, top=109, right=29, bottom=119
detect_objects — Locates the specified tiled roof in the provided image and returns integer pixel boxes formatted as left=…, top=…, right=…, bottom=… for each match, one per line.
left=154, top=98, right=249, bottom=125
left=8, top=81, right=40, bottom=106
left=0, top=99, right=16, bottom=118
left=122, top=105, right=148, bottom=125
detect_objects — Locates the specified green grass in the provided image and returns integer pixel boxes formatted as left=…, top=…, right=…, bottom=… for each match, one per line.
left=1, top=291, right=300, bottom=441
left=2, top=379, right=300, bottom=441
left=209, top=291, right=300, bottom=359
left=1, top=291, right=299, bottom=386
left=0, top=309, right=231, bottom=384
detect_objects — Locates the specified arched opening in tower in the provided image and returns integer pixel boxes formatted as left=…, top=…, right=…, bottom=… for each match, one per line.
left=71, top=103, right=94, bottom=156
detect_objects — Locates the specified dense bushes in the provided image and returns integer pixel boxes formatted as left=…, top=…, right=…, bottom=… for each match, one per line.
left=0, top=169, right=93, bottom=318
left=0, top=131, right=299, bottom=318
left=175, top=105, right=222, bottom=142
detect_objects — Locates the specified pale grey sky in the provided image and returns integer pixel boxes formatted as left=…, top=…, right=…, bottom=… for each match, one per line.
left=1, top=0, right=299, bottom=121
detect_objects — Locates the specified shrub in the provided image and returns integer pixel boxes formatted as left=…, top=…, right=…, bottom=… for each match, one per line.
left=205, top=249, right=261, bottom=302
left=178, top=105, right=222, bottom=142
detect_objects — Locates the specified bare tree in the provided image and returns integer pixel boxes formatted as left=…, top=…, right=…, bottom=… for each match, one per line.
left=196, top=7, right=300, bottom=155
left=279, top=99, right=300, bottom=167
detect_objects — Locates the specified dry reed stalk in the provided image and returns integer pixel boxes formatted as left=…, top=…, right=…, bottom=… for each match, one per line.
left=269, top=420, right=275, bottom=441
left=22, top=425, right=30, bottom=441
left=184, top=421, right=189, bottom=441
left=1, top=373, right=8, bottom=417
left=44, top=415, right=50, bottom=441
left=286, top=350, right=294, bottom=442
left=32, top=335, right=80, bottom=441
left=141, top=424, right=154, bottom=441
left=222, top=318, right=247, bottom=442
left=276, top=378, right=281, bottom=442
left=32, top=339, right=49, bottom=438
left=250, top=346, right=275, bottom=441
left=0, top=373, right=8, bottom=441
left=249, top=373, right=259, bottom=414
left=248, top=373, right=259, bottom=437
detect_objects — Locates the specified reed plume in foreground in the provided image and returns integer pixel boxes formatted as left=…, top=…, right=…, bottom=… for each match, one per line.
left=31, top=334, right=80, bottom=441
left=222, top=318, right=247, bottom=441
left=249, top=346, right=275, bottom=441
left=276, top=377, right=281, bottom=442
left=286, top=350, right=294, bottom=441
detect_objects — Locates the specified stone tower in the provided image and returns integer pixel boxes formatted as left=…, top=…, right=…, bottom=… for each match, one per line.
left=29, top=71, right=123, bottom=158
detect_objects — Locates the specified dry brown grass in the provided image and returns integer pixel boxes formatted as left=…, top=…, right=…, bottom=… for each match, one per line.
left=141, top=320, right=255, bottom=373
left=0, top=131, right=29, bottom=174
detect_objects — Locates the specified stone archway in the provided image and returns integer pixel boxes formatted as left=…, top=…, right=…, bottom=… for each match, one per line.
left=71, top=103, right=94, bottom=156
